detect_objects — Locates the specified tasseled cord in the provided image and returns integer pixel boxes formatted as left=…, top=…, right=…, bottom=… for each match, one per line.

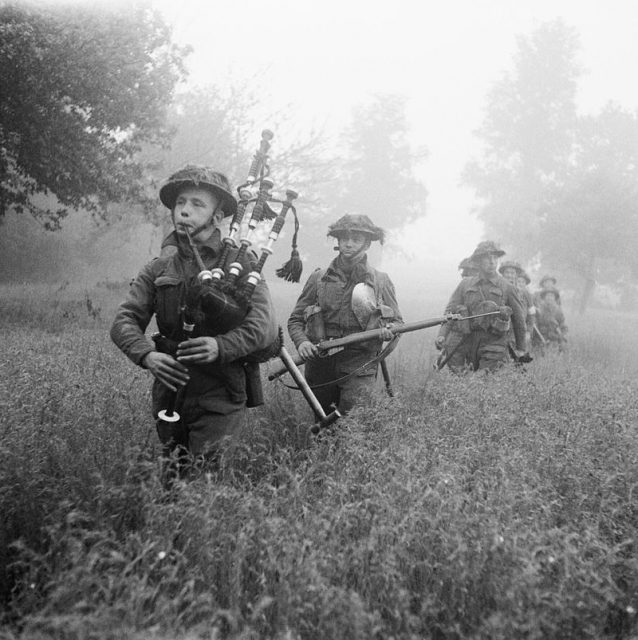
left=276, top=206, right=303, bottom=283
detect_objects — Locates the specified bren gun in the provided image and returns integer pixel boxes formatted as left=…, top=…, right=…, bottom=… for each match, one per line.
left=268, top=311, right=505, bottom=380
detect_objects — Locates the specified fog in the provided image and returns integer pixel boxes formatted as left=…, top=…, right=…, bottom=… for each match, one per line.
left=142, top=0, right=638, bottom=308
left=6, top=0, right=638, bottom=316
left=140, top=0, right=638, bottom=310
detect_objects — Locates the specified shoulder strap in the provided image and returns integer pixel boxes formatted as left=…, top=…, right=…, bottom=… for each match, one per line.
left=371, top=269, right=386, bottom=306
left=315, top=268, right=327, bottom=305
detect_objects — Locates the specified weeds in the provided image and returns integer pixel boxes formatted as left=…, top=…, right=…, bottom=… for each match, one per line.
left=1, top=286, right=638, bottom=638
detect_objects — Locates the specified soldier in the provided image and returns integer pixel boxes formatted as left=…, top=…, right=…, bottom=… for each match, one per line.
left=287, top=214, right=402, bottom=415
left=110, top=165, right=278, bottom=471
left=534, top=274, right=561, bottom=307
left=516, top=268, right=537, bottom=351
left=498, top=260, right=535, bottom=353
left=434, top=257, right=477, bottom=372
left=441, top=241, right=528, bottom=371
left=534, top=286, right=568, bottom=351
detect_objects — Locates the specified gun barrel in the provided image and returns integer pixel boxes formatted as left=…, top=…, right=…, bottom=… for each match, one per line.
left=268, top=311, right=502, bottom=381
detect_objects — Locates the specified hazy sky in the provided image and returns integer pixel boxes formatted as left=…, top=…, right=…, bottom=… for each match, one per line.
left=38, top=0, right=637, bottom=296
left=144, top=0, right=637, bottom=295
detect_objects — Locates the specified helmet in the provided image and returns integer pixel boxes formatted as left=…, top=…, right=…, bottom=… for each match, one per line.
left=518, top=269, right=531, bottom=285
left=539, top=274, right=557, bottom=287
left=159, top=165, right=237, bottom=217
left=539, top=286, right=560, bottom=302
left=458, top=257, right=478, bottom=271
left=458, top=257, right=478, bottom=277
left=471, top=240, right=506, bottom=261
left=498, top=260, right=522, bottom=275
left=327, top=214, right=385, bottom=244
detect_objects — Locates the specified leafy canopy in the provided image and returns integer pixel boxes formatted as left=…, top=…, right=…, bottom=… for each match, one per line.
left=335, top=93, right=428, bottom=231
left=464, top=19, right=638, bottom=307
left=0, top=1, right=189, bottom=228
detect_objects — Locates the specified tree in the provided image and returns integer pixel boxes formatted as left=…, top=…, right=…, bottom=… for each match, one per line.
left=463, top=20, right=581, bottom=261
left=464, top=20, right=638, bottom=311
left=334, top=94, right=428, bottom=231
left=138, top=82, right=339, bottom=273
left=0, top=1, right=189, bottom=229
left=541, top=105, right=638, bottom=311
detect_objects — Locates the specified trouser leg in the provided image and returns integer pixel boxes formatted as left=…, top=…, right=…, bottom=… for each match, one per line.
left=477, top=334, right=509, bottom=371
left=305, top=357, right=340, bottom=417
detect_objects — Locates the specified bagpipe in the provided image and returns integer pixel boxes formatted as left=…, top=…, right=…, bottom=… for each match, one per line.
left=181, top=129, right=301, bottom=341
left=156, top=130, right=304, bottom=424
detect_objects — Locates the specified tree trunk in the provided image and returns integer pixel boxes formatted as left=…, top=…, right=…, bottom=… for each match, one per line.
left=578, top=277, right=595, bottom=314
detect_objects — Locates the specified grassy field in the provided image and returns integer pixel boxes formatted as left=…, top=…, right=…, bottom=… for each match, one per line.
left=1, top=284, right=637, bottom=639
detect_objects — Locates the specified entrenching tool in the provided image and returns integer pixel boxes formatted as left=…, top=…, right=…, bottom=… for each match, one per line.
left=278, top=345, right=341, bottom=433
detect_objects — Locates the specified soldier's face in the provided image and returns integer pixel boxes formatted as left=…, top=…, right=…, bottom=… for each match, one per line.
left=172, top=187, right=222, bottom=236
left=502, top=267, right=517, bottom=285
left=478, top=253, right=498, bottom=275
left=517, top=277, right=527, bottom=289
left=338, top=232, right=369, bottom=259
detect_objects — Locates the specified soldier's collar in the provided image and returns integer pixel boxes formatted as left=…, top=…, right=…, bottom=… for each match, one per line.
left=164, top=227, right=223, bottom=258
left=326, top=254, right=371, bottom=278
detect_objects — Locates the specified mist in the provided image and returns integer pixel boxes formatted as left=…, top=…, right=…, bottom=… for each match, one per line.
left=3, top=0, right=638, bottom=316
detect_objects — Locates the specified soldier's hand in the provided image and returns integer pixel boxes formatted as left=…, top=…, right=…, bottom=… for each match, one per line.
left=435, top=336, right=445, bottom=351
left=142, top=351, right=189, bottom=392
left=380, top=324, right=395, bottom=341
left=176, top=337, right=219, bottom=364
left=298, top=340, right=319, bottom=361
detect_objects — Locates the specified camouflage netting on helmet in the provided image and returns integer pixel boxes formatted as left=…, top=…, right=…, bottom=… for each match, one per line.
left=540, top=274, right=558, bottom=287
left=518, top=269, right=531, bottom=285
left=159, top=165, right=237, bottom=217
left=327, top=214, right=386, bottom=243
left=540, top=286, right=561, bottom=302
left=458, top=257, right=478, bottom=272
left=499, top=260, right=523, bottom=275
left=471, top=240, right=506, bottom=260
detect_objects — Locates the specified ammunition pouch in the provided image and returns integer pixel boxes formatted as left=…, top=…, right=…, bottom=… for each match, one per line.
left=471, top=301, right=511, bottom=335
left=304, top=304, right=326, bottom=343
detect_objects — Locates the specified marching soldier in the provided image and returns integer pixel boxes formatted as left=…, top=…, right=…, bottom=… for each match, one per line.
left=287, top=214, right=402, bottom=415
left=111, top=165, right=278, bottom=471
left=534, top=274, right=561, bottom=307
left=434, top=257, right=477, bottom=372
left=534, top=285, right=568, bottom=351
left=516, top=268, right=537, bottom=351
left=498, top=260, right=536, bottom=353
left=441, top=241, right=528, bottom=371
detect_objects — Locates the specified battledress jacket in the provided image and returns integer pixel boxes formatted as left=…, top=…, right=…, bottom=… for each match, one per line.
left=288, top=254, right=402, bottom=352
left=110, top=230, right=278, bottom=412
left=444, top=273, right=527, bottom=351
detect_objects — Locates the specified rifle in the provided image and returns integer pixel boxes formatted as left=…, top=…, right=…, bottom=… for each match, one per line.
left=268, top=311, right=501, bottom=380
left=532, top=325, right=547, bottom=346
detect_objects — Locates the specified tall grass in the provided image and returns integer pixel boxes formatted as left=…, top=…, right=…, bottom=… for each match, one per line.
left=1, top=285, right=637, bottom=639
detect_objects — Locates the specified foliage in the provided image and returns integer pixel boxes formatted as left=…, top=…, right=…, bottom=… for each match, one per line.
left=463, top=19, right=580, bottom=260
left=334, top=93, right=428, bottom=231
left=542, top=105, right=638, bottom=281
left=1, top=285, right=638, bottom=638
left=464, top=20, right=638, bottom=309
left=0, top=1, right=189, bottom=229
left=135, top=81, right=339, bottom=271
